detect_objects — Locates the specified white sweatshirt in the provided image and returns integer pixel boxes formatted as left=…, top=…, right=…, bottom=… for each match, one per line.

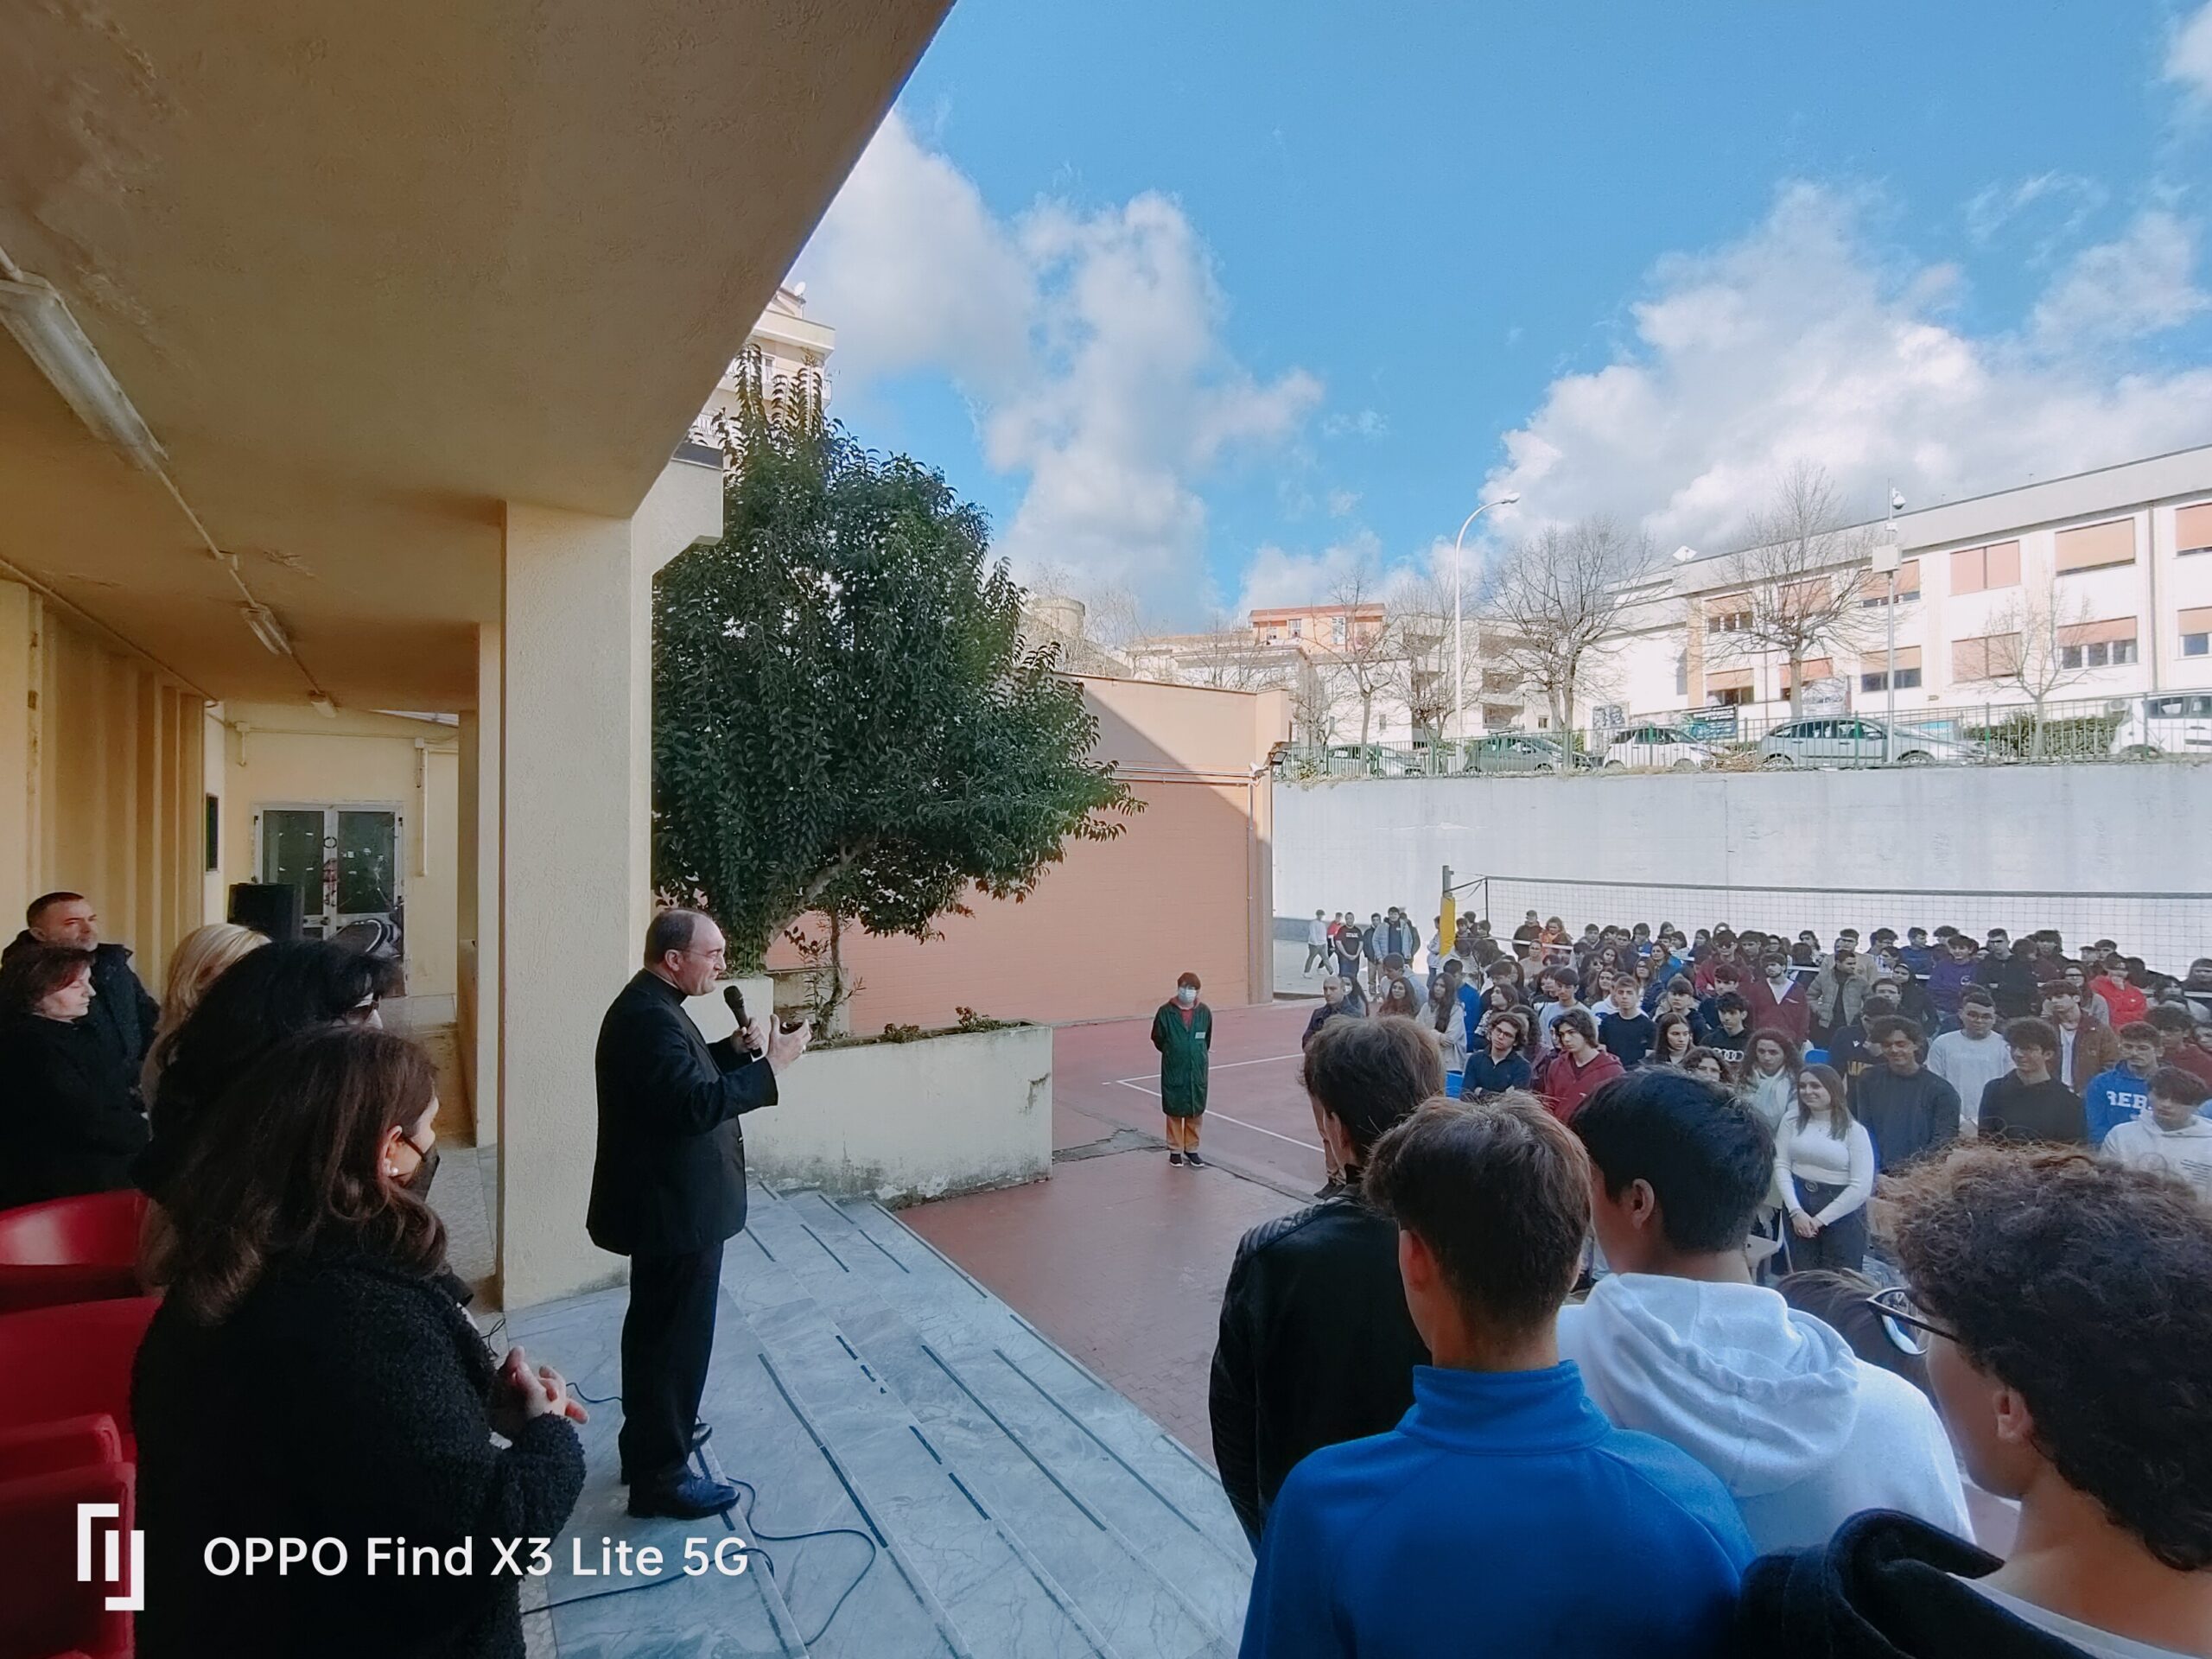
left=1745, top=1069, right=1796, bottom=1136
left=1558, top=1274, right=1972, bottom=1554
left=1926, top=1030, right=2009, bottom=1140
left=2102, top=1115, right=2212, bottom=1203
left=1773, top=1112, right=1876, bottom=1225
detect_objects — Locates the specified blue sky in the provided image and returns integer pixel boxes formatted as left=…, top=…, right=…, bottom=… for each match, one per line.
left=794, top=2, right=2212, bottom=625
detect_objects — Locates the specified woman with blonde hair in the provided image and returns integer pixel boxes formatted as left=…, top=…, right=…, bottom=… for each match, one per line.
left=141, top=922, right=266, bottom=1096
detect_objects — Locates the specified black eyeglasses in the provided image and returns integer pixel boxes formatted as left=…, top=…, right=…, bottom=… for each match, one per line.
left=1859, top=1286, right=1955, bottom=1357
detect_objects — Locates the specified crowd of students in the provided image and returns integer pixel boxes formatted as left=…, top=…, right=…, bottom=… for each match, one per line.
left=1215, top=1019, right=2212, bottom=1659
left=1296, top=910, right=2212, bottom=1248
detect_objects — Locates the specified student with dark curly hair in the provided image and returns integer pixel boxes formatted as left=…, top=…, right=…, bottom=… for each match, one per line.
left=1738, top=1143, right=2212, bottom=1656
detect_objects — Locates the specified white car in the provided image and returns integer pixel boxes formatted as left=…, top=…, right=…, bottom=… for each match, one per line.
left=1600, top=722, right=1714, bottom=771
left=2111, top=693, right=2212, bottom=759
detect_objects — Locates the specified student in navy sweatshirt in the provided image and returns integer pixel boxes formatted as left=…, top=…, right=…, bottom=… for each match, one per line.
left=1238, top=1096, right=1753, bottom=1659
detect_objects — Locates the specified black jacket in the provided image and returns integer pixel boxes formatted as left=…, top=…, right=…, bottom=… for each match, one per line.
left=2, top=932, right=159, bottom=1086
left=1208, top=1192, right=1428, bottom=1546
left=1976, top=951, right=2041, bottom=1020
left=1740, top=1510, right=2114, bottom=1657
left=0, top=1011, right=149, bottom=1207
left=131, top=1245, right=584, bottom=1659
left=587, top=971, right=778, bottom=1257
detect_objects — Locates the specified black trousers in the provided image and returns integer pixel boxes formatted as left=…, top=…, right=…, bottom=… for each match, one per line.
left=618, top=1242, right=724, bottom=1489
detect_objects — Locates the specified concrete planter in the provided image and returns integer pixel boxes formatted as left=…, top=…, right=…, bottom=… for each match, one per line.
left=743, top=1022, right=1053, bottom=1205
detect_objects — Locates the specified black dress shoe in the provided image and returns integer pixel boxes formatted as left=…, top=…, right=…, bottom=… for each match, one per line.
left=628, top=1471, right=737, bottom=1520
left=620, top=1421, right=712, bottom=1485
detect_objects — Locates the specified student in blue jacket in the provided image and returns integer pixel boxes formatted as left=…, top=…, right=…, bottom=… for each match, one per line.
left=2083, top=1020, right=2161, bottom=1146
left=1238, top=1094, right=1753, bottom=1659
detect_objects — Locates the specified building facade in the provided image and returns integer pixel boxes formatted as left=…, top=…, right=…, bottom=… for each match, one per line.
left=1485, top=445, right=2212, bottom=735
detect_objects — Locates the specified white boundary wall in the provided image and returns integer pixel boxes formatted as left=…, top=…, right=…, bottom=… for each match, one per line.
left=1274, top=766, right=2212, bottom=969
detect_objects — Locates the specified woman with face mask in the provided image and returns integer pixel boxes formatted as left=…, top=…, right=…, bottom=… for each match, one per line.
left=1152, top=972, right=1213, bottom=1167
left=134, top=1027, right=587, bottom=1656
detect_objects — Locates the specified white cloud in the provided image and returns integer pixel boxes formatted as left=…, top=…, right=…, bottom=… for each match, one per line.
left=1963, top=172, right=2105, bottom=249
left=2031, top=209, right=2209, bottom=346
left=1478, top=183, right=2212, bottom=559
left=2167, top=1, right=2212, bottom=103
left=1322, top=408, right=1389, bottom=440
left=795, top=111, right=1321, bottom=607
left=1325, top=487, right=1362, bottom=517
left=1231, top=531, right=1387, bottom=614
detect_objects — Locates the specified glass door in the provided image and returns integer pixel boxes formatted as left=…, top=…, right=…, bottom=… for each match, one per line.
left=257, top=804, right=404, bottom=944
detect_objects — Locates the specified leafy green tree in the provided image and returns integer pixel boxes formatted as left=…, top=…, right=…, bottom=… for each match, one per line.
left=653, top=358, right=1135, bottom=1021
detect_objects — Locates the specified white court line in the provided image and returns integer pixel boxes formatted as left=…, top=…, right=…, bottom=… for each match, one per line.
left=1109, top=1051, right=1306, bottom=1088
left=1109, top=1056, right=1324, bottom=1152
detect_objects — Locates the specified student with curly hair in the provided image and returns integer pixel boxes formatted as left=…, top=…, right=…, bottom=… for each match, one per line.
left=1737, top=1143, right=2212, bottom=1656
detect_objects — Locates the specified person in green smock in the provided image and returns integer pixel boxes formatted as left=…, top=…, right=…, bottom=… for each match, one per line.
left=1152, top=971, right=1213, bottom=1166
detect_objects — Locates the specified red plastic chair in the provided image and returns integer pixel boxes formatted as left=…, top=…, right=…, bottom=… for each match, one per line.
left=0, top=1300, right=159, bottom=1459
left=0, top=1455, right=134, bottom=1659
left=0, top=1193, right=148, bottom=1316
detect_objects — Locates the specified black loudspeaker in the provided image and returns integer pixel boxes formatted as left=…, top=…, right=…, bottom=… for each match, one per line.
left=229, top=882, right=304, bottom=942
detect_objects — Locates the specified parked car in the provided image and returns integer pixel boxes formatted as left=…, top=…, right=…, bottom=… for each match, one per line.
left=2111, top=693, right=2212, bottom=759
left=1320, top=742, right=1418, bottom=777
left=1601, top=724, right=1713, bottom=770
left=1757, top=716, right=1984, bottom=768
left=1461, top=733, right=1592, bottom=773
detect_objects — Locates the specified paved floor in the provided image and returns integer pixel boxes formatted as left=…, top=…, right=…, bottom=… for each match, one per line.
left=904, top=1004, right=1319, bottom=1464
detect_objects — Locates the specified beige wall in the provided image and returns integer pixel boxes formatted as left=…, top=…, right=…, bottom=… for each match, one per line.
left=768, top=676, right=1291, bottom=1032
left=219, top=703, right=461, bottom=995
left=0, top=579, right=207, bottom=980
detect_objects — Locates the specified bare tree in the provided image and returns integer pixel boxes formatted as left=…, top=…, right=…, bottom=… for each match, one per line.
left=1719, top=463, right=1880, bottom=715
left=1309, top=556, right=1408, bottom=746
left=1185, top=613, right=1300, bottom=691
left=1983, top=585, right=2095, bottom=758
left=1388, top=571, right=1458, bottom=742
left=1481, top=518, right=1649, bottom=737
left=1289, top=657, right=1337, bottom=745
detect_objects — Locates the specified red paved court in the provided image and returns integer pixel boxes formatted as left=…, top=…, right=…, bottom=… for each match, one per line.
left=903, top=1001, right=1319, bottom=1459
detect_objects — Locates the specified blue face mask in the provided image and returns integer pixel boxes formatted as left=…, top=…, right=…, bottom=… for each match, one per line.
left=1176, top=988, right=1197, bottom=1007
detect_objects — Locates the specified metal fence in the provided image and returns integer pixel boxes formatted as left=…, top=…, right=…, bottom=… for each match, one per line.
left=1454, top=875, right=2212, bottom=985
left=1278, top=689, right=2212, bottom=779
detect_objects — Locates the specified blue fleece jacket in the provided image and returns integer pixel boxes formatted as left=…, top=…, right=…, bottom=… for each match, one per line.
left=1238, top=1361, right=1753, bottom=1659
left=2084, top=1061, right=2153, bottom=1146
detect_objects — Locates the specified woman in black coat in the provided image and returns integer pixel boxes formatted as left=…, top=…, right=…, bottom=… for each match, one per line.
left=0, top=943, right=148, bottom=1207
left=133, top=1027, right=586, bottom=1658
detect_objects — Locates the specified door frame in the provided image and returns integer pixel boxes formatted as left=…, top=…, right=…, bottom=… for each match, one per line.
left=251, top=799, right=409, bottom=946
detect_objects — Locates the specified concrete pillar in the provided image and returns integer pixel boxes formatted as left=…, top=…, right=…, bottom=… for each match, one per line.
left=495, top=459, right=721, bottom=1306
left=0, top=581, right=34, bottom=929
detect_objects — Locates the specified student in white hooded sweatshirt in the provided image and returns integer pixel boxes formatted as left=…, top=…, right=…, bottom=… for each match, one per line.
left=1557, top=1069, right=1971, bottom=1554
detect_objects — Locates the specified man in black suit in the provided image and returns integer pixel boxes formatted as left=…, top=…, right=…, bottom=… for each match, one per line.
left=587, top=908, right=809, bottom=1518
left=3, top=891, right=160, bottom=1092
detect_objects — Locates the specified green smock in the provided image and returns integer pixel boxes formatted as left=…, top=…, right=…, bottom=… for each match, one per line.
left=1151, top=1001, right=1212, bottom=1116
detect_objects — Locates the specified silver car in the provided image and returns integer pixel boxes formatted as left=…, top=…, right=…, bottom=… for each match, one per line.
left=1757, top=716, right=1982, bottom=767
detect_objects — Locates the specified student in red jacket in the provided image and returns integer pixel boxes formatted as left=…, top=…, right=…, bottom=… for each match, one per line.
left=1536, top=1007, right=1625, bottom=1121
left=2090, top=954, right=2149, bottom=1030
left=1745, top=954, right=1811, bottom=1047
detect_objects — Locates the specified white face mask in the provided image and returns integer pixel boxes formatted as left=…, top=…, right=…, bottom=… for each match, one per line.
left=1176, top=987, right=1197, bottom=1007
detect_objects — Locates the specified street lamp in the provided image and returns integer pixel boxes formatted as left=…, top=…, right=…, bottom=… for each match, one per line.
left=1452, top=493, right=1521, bottom=743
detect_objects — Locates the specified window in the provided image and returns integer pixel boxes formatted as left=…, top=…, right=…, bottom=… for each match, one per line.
left=1711, top=684, right=1754, bottom=707
left=2057, top=618, right=2139, bottom=670
left=1859, top=558, right=1923, bottom=607
left=1331, top=616, right=1347, bottom=645
left=1950, top=541, right=2021, bottom=594
left=2183, top=607, right=2212, bottom=658
left=2178, top=503, right=2212, bottom=556
left=1861, top=667, right=1923, bottom=692
left=1675, top=651, right=1688, bottom=696
left=1707, top=593, right=1753, bottom=632
left=1782, top=657, right=1834, bottom=690
left=1288, top=618, right=1302, bottom=638
left=1954, top=632, right=2023, bottom=682
left=2054, top=518, right=2137, bottom=574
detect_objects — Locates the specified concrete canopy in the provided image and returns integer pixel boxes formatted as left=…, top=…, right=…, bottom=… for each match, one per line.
left=0, top=0, right=949, bottom=709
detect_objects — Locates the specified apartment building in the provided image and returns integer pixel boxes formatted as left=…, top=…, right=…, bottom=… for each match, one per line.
left=1496, top=445, right=2212, bottom=733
